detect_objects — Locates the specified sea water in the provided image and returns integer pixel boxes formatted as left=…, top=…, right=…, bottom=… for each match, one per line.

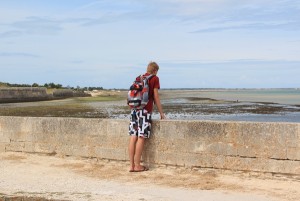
left=162, top=88, right=300, bottom=105
left=153, top=88, right=300, bottom=123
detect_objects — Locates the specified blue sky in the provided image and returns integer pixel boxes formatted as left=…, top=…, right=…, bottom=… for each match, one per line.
left=1, top=0, right=300, bottom=89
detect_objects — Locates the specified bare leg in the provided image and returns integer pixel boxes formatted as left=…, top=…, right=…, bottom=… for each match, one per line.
left=134, top=137, right=145, bottom=170
left=128, top=136, right=138, bottom=171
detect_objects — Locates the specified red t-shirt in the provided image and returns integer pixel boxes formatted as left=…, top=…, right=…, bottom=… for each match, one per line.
left=144, top=73, right=160, bottom=113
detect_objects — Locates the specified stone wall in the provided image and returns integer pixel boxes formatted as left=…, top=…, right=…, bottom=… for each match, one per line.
left=0, top=116, right=299, bottom=175
left=0, top=87, right=51, bottom=103
left=0, top=88, right=90, bottom=103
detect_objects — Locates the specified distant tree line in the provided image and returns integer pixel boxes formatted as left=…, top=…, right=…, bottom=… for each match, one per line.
left=0, top=82, right=31, bottom=88
left=0, top=81, right=103, bottom=91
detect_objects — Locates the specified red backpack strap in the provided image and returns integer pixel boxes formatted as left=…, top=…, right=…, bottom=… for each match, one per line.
left=135, top=75, right=142, bottom=82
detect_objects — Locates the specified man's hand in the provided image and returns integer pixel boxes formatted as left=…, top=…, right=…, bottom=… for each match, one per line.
left=160, top=113, right=166, bottom=119
left=154, top=88, right=166, bottom=120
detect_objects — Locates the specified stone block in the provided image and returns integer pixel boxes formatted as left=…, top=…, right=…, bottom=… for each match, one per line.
left=32, top=131, right=52, bottom=143
left=0, top=143, right=6, bottom=152
left=188, top=141, right=237, bottom=156
left=169, top=152, right=186, bottom=166
left=187, top=153, right=214, bottom=168
left=0, top=116, right=20, bottom=138
left=0, top=132, right=10, bottom=143
left=269, top=124, right=288, bottom=146
left=5, top=117, right=34, bottom=142
left=236, top=122, right=290, bottom=159
left=254, top=158, right=273, bottom=172
left=106, top=119, right=128, bottom=136
left=206, top=142, right=237, bottom=156
left=299, top=123, right=300, bottom=145
left=287, top=147, right=300, bottom=160
left=94, top=147, right=127, bottom=160
left=155, top=152, right=214, bottom=168
left=34, top=143, right=55, bottom=154
left=282, top=160, right=300, bottom=175
left=257, top=159, right=300, bottom=174
left=24, top=142, right=35, bottom=153
left=159, top=120, right=186, bottom=139
left=82, top=118, right=109, bottom=136
left=212, top=155, right=226, bottom=169
left=269, top=146, right=287, bottom=159
left=224, top=156, right=266, bottom=172
left=222, top=122, right=238, bottom=143
left=142, top=150, right=158, bottom=164
left=189, top=141, right=207, bottom=153
left=59, top=133, right=82, bottom=146
left=144, top=135, right=160, bottom=152
left=185, top=121, right=226, bottom=142
left=241, top=144, right=287, bottom=159
left=72, top=146, right=95, bottom=158
left=156, top=152, right=181, bottom=166
left=31, top=117, right=56, bottom=135
left=286, top=123, right=300, bottom=148
left=80, top=135, right=108, bottom=147
left=266, top=159, right=300, bottom=174
left=152, top=138, right=186, bottom=153
left=58, top=117, right=105, bottom=136
left=151, top=120, right=160, bottom=136
left=189, top=153, right=225, bottom=169
left=5, top=142, right=25, bottom=152
left=223, top=156, right=241, bottom=171
left=238, top=145, right=256, bottom=158
left=56, top=144, right=74, bottom=156
left=236, top=122, right=276, bottom=147
left=105, top=136, right=128, bottom=149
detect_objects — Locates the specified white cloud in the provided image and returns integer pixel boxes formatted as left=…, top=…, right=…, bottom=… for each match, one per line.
left=0, top=52, right=40, bottom=58
left=11, top=17, right=63, bottom=35
left=1, top=0, right=300, bottom=88
left=0, top=30, right=22, bottom=38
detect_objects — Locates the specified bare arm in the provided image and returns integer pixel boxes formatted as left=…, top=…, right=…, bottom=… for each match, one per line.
left=154, top=88, right=166, bottom=119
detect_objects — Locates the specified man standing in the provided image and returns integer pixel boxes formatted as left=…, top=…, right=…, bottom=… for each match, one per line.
left=128, top=61, right=166, bottom=172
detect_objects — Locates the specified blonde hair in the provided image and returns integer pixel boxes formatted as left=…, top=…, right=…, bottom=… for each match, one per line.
left=147, top=61, right=159, bottom=74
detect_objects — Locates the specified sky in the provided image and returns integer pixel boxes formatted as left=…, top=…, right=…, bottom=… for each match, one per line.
left=0, top=0, right=300, bottom=89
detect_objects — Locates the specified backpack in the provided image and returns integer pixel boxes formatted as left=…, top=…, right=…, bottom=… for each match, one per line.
left=127, top=74, right=154, bottom=109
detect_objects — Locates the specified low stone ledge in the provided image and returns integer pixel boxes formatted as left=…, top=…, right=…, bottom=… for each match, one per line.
left=0, top=116, right=299, bottom=175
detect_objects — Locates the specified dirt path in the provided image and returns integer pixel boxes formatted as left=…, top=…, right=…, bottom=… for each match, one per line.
left=0, top=152, right=299, bottom=201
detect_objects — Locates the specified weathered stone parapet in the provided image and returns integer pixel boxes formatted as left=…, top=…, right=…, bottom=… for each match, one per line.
left=0, top=116, right=299, bottom=175
left=0, top=87, right=51, bottom=103
left=0, top=87, right=90, bottom=103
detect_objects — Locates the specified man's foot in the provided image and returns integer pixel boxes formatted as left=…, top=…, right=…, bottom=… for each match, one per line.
left=133, top=165, right=149, bottom=172
left=129, top=165, right=135, bottom=172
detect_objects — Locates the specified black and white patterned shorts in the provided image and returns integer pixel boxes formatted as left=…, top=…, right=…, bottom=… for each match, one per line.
left=128, top=109, right=152, bottom=138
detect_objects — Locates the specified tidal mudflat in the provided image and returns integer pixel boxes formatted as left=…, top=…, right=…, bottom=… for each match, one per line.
left=1, top=89, right=300, bottom=123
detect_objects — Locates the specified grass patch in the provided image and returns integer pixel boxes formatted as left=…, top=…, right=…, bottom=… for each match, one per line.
left=46, top=88, right=55, bottom=94
left=0, top=94, right=126, bottom=118
left=74, top=95, right=125, bottom=102
left=0, top=103, right=107, bottom=118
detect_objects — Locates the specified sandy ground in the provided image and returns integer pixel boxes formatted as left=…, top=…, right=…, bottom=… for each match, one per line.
left=0, top=152, right=300, bottom=201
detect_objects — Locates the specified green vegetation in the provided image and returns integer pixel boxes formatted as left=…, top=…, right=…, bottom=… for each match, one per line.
left=0, top=103, right=108, bottom=118
left=75, top=95, right=125, bottom=102
left=0, top=92, right=127, bottom=118
left=0, top=81, right=127, bottom=118
left=0, top=82, right=31, bottom=87
left=0, top=81, right=104, bottom=91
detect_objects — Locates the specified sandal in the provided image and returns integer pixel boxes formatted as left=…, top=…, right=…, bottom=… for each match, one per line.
left=134, top=166, right=149, bottom=172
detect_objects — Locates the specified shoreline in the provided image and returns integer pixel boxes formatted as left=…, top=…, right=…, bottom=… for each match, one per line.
left=0, top=89, right=300, bottom=122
